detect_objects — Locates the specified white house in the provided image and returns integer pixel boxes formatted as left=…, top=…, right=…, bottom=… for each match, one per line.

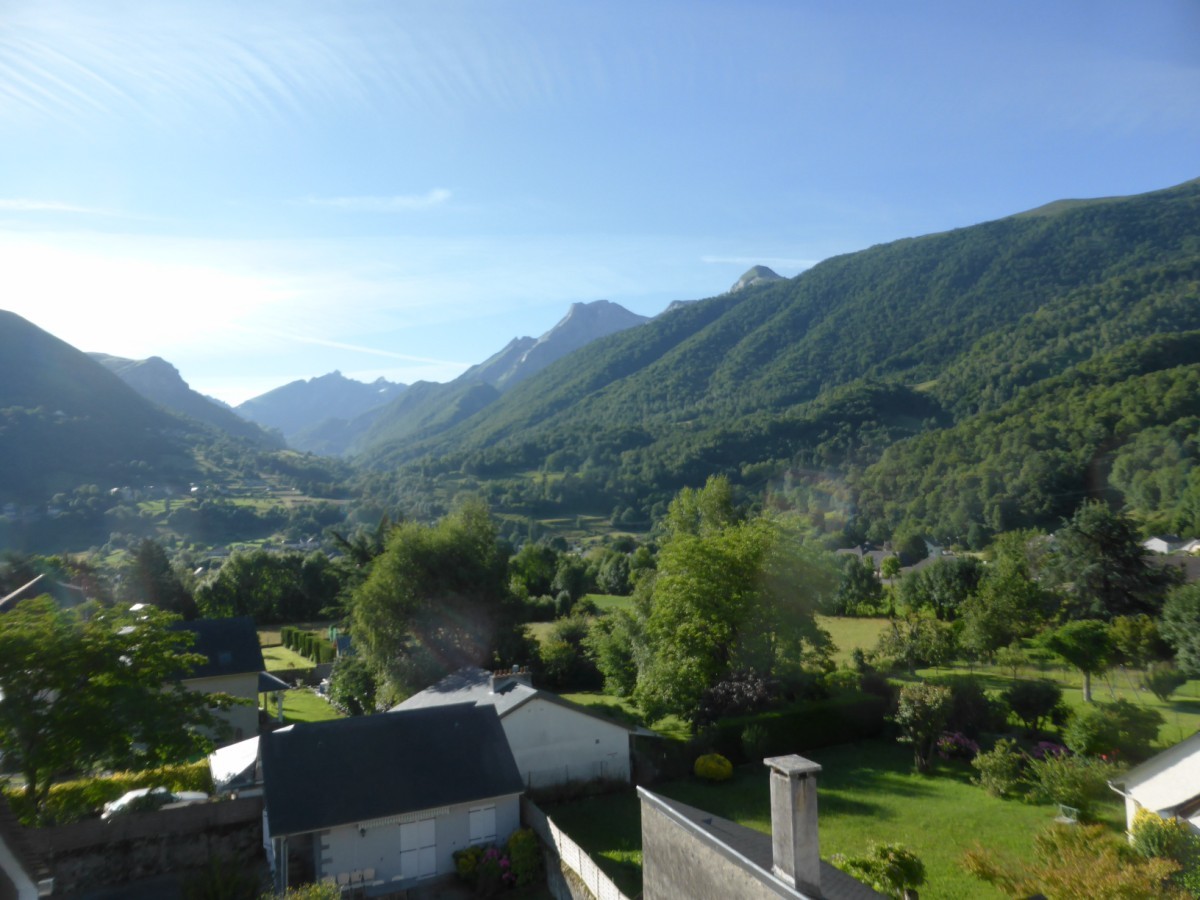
left=261, top=704, right=524, bottom=894
left=392, top=667, right=635, bottom=788
left=1143, top=536, right=1185, bottom=554
left=175, top=616, right=265, bottom=744
left=1108, top=731, right=1200, bottom=836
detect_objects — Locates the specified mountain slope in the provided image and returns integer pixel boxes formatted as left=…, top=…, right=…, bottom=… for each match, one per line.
left=236, top=371, right=407, bottom=450
left=0, top=311, right=201, bottom=501
left=356, top=178, right=1200, bottom=536
left=90, top=353, right=283, bottom=448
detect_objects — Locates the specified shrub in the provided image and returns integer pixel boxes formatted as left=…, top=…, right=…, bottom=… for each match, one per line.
left=694, top=753, right=733, bottom=782
left=1064, top=699, right=1163, bottom=761
left=934, top=676, right=1006, bottom=738
left=1022, top=752, right=1123, bottom=819
left=505, top=827, right=542, bottom=888
left=971, top=738, right=1024, bottom=798
left=937, top=731, right=980, bottom=762
left=4, top=761, right=214, bottom=826
left=832, top=842, right=925, bottom=899
left=708, top=693, right=890, bottom=763
left=695, top=670, right=780, bottom=727
left=741, top=723, right=770, bottom=761
left=453, top=844, right=485, bottom=882
left=1143, top=662, right=1189, bottom=703
left=1002, top=679, right=1063, bottom=735
left=1130, top=809, right=1200, bottom=897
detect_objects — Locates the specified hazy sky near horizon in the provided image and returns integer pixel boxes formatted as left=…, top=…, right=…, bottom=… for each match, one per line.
left=2, top=1, right=1198, bottom=405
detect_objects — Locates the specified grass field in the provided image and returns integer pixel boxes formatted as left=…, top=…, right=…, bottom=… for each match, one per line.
left=261, top=644, right=314, bottom=672
left=281, top=688, right=342, bottom=724
left=547, top=739, right=1127, bottom=900
left=587, top=593, right=634, bottom=612
left=817, top=614, right=891, bottom=666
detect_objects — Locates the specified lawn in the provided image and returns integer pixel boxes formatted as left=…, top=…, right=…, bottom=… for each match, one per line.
left=560, top=691, right=691, bottom=742
left=817, top=614, right=890, bottom=667
left=261, top=644, right=315, bottom=672
left=587, top=593, right=634, bottom=613
left=281, top=688, right=343, bottom=723
left=546, top=739, right=1127, bottom=900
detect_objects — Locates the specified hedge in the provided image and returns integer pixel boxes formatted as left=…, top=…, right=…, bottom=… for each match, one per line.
left=707, top=692, right=889, bottom=764
left=3, top=760, right=214, bottom=826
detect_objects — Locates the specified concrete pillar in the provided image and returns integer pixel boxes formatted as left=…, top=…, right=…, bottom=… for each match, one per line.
left=765, top=754, right=822, bottom=897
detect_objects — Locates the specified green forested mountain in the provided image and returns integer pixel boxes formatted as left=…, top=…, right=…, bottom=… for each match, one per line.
left=0, top=311, right=200, bottom=502
left=357, top=178, right=1200, bottom=540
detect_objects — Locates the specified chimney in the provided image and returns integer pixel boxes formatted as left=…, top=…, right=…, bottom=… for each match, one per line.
left=765, top=754, right=822, bottom=897
left=489, top=665, right=533, bottom=694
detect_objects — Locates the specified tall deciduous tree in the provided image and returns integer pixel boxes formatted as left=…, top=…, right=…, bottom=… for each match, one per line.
left=349, top=498, right=528, bottom=695
left=632, top=477, right=834, bottom=724
left=0, top=597, right=224, bottom=817
left=1161, top=582, right=1200, bottom=676
left=1041, top=619, right=1114, bottom=703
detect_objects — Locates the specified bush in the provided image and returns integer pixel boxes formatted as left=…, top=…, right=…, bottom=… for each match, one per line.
left=832, top=842, right=925, bottom=899
left=937, top=731, right=980, bottom=762
left=1002, top=679, right=1064, bottom=735
left=933, top=676, right=1007, bottom=738
left=1064, top=699, right=1163, bottom=761
left=1023, top=752, right=1123, bottom=819
left=695, top=670, right=780, bottom=727
left=694, top=753, right=733, bottom=782
left=1130, top=808, right=1200, bottom=897
left=971, top=738, right=1024, bottom=798
left=505, top=827, right=542, bottom=888
left=708, top=693, right=890, bottom=763
left=741, top=723, right=770, bottom=762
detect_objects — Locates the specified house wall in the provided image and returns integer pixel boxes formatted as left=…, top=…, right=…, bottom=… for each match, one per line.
left=185, top=672, right=259, bottom=744
left=640, top=795, right=796, bottom=900
left=502, top=699, right=630, bottom=788
left=312, top=793, right=520, bottom=889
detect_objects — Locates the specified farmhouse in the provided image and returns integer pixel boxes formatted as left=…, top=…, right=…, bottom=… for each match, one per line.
left=639, top=754, right=883, bottom=900
left=1109, top=730, right=1200, bottom=836
left=261, top=704, right=523, bottom=894
left=392, top=666, right=634, bottom=788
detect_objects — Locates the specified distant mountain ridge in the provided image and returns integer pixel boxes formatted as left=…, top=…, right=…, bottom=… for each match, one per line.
left=235, top=371, right=407, bottom=451
left=242, top=298, right=650, bottom=456
left=90, top=353, right=282, bottom=448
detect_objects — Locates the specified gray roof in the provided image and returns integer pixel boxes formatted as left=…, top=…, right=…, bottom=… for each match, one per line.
left=639, top=790, right=885, bottom=900
left=392, top=666, right=636, bottom=732
left=175, top=616, right=265, bottom=679
left=261, top=704, right=523, bottom=836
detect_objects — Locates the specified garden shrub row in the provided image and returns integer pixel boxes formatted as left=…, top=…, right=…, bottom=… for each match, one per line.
left=708, top=692, right=890, bottom=764
left=4, top=760, right=213, bottom=826
left=281, top=626, right=336, bottom=664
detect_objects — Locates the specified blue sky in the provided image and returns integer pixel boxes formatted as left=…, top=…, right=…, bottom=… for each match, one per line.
left=1, top=1, right=1197, bottom=404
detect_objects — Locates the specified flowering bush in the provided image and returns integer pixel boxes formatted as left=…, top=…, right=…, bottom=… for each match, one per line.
left=694, top=753, right=733, bottom=782
left=937, top=731, right=980, bottom=762
left=1030, top=741, right=1068, bottom=760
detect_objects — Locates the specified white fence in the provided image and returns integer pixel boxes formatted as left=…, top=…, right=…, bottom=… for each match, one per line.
left=522, top=798, right=633, bottom=900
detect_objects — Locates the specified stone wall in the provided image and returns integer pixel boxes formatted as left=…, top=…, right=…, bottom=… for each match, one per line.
left=40, top=796, right=264, bottom=896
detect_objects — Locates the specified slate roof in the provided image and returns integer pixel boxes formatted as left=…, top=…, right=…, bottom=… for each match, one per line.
left=391, top=666, right=638, bottom=733
left=261, top=703, right=523, bottom=836
left=639, top=789, right=885, bottom=900
left=174, top=616, right=265, bottom=679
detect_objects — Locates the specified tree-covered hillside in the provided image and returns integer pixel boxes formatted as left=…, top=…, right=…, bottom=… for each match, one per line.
left=356, top=178, right=1200, bottom=541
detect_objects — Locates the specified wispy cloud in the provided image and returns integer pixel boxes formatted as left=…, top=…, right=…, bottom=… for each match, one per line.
left=0, top=198, right=120, bottom=215
left=701, top=255, right=818, bottom=270
left=238, top=326, right=468, bottom=366
left=304, top=189, right=452, bottom=212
